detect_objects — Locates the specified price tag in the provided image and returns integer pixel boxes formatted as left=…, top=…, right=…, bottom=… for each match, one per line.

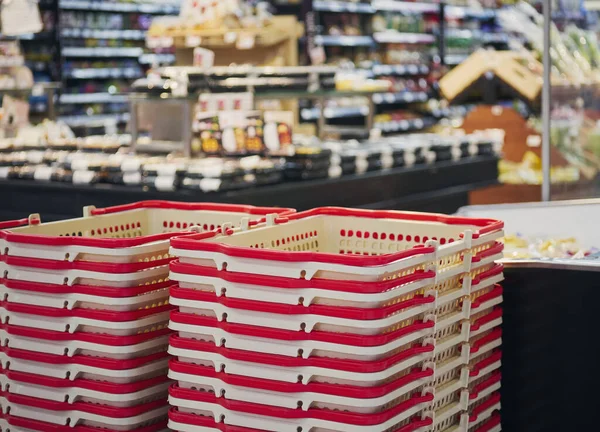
left=71, top=159, right=89, bottom=171
left=146, top=37, right=160, bottom=49
left=34, top=166, right=53, bottom=181
left=185, top=35, right=202, bottom=47
left=0, top=167, right=10, bottom=179
left=236, top=32, right=255, bottom=50
left=160, top=36, right=174, bottom=48
left=224, top=32, right=237, bottom=44
left=121, top=159, right=141, bottom=172
left=73, top=170, right=96, bottom=185
left=199, top=178, right=222, bottom=192
left=32, top=84, right=44, bottom=97
left=156, top=164, right=177, bottom=176
left=414, top=118, right=424, bottom=129
left=399, top=120, right=410, bottom=130
left=369, top=128, right=382, bottom=140
left=155, top=176, right=176, bottom=191
left=123, top=172, right=142, bottom=185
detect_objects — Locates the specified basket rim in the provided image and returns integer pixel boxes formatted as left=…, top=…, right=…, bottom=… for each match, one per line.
left=0, top=200, right=294, bottom=249
left=170, top=207, right=503, bottom=268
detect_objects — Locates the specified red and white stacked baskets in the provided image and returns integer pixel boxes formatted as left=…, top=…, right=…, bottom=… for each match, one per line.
left=0, top=201, right=291, bottom=432
left=166, top=207, right=505, bottom=432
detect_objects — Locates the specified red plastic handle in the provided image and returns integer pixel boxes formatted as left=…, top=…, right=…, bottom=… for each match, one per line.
left=169, top=384, right=434, bottom=425
left=171, top=310, right=434, bottom=347
left=90, top=200, right=294, bottom=217
left=0, top=218, right=32, bottom=230
left=169, top=334, right=434, bottom=373
left=169, top=358, right=433, bottom=399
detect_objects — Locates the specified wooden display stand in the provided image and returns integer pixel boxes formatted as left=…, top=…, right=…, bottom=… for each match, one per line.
left=463, top=106, right=571, bottom=205
left=171, top=16, right=303, bottom=67
left=439, top=50, right=543, bottom=105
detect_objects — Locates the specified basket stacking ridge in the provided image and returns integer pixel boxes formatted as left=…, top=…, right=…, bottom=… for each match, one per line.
left=0, top=201, right=292, bottom=432
left=166, top=207, right=505, bottom=432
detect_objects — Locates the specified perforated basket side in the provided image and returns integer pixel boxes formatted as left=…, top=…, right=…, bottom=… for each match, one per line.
left=168, top=383, right=434, bottom=432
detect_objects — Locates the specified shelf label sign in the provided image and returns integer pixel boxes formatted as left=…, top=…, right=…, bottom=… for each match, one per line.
left=185, top=35, right=202, bottom=47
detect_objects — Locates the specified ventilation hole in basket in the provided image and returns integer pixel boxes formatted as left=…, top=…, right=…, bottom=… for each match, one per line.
left=222, top=313, right=228, bottom=322
left=297, top=427, right=303, bottom=432
left=298, top=297, right=304, bottom=305
left=347, top=230, right=354, bottom=237
left=65, top=324, right=71, bottom=332
left=297, top=349, right=304, bottom=357
left=406, top=235, right=412, bottom=242
left=373, top=232, right=379, bottom=240
left=63, top=277, right=69, bottom=285
left=297, top=374, right=303, bottom=382
left=297, top=401, right=303, bottom=409
left=415, top=236, right=420, bottom=243
left=398, top=234, right=404, bottom=241
left=300, top=322, right=306, bottom=331
left=220, top=389, right=226, bottom=397
left=219, top=338, right=226, bottom=347
left=340, top=229, right=346, bottom=237
left=300, top=270, right=306, bottom=279
left=63, top=348, right=69, bottom=355
left=423, top=236, right=429, bottom=242
left=389, top=234, right=395, bottom=241
left=3, top=271, right=7, bottom=279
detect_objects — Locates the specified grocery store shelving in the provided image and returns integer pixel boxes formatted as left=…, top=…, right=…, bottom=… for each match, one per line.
left=60, top=28, right=146, bottom=40
left=374, top=116, right=437, bottom=133
left=64, top=67, right=143, bottom=80
left=59, top=92, right=128, bottom=104
left=57, top=1, right=181, bottom=131
left=60, top=113, right=130, bottom=127
left=61, top=47, right=145, bottom=58
left=373, top=31, right=436, bottom=44
left=372, top=91, right=429, bottom=104
left=314, top=34, right=376, bottom=47
left=301, top=105, right=370, bottom=120
left=371, top=63, right=429, bottom=76
left=0, top=155, right=499, bottom=220
left=58, top=0, right=179, bottom=14
left=313, top=0, right=375, bottom=13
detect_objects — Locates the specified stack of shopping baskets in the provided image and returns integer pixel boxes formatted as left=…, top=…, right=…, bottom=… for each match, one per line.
left=166, top=207, right=505, bottom=432
left=0, top=201, right=291, bottom=432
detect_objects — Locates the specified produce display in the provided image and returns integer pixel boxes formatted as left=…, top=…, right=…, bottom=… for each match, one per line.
left=504, top=233, right=596, bottom=259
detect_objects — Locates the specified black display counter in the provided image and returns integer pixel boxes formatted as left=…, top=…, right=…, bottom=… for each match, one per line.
left=0, top=156, right=498, bottom=221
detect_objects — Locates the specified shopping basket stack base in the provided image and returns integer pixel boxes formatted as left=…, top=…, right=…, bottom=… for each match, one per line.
left=0, top=201, right=292, bottom=432
left=166, top=207, right=505, bottom=432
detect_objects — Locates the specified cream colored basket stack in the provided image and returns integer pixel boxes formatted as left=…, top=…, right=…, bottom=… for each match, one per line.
left=0, top=201, right=290, bottom=432
left=165, top=207, right=505, bottom=432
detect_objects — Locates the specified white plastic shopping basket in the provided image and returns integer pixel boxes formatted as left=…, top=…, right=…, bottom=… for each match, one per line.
left=0, top=301, right=171, bottom=334
left=468, top=393, right=501, bottom=430
left=0, top=346, right=169, bottom=383
left=0, top=323, right=170, bottom=358
left=168, top=383, right=433, bottom=432
left=169, top=207, right=504, bottom=282
left=0, top=391, right=168, bottom=429
left=167, top=408, right=435, bottom=432
left=169, top=358, right=433, bottom=413
left=0, top=410, right=168, bottom=432
left=0, top=277, right=172, bottom=311
left=0, top=370, right=170, bottom=407
left=0, top=201, right=293, bottom=263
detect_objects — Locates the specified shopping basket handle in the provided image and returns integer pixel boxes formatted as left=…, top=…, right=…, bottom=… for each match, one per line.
left=0, top=214, right=41, bottom=230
